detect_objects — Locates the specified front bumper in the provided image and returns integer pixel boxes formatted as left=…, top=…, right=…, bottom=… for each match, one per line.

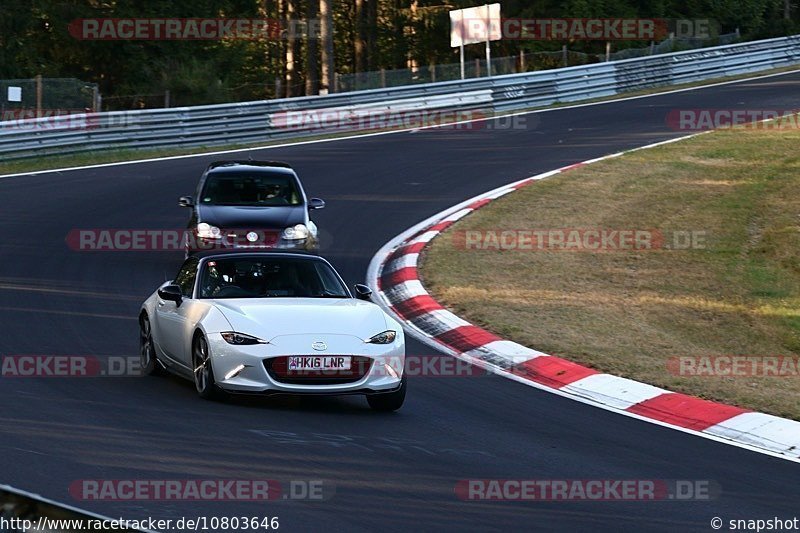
left=206, top=333, right=404, bottom=395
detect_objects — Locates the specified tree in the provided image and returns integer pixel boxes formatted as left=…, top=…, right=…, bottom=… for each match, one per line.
left=319, top=0, right=334, bottom=92
left=305, top=0, right=320, bottom=95
left=354, top=0, right=367, bottom=73
left=285, top=0, right=299, bottom=96
left=2, top=0, right=796, bottom=106
left=366, top=0, right=378, bottom=70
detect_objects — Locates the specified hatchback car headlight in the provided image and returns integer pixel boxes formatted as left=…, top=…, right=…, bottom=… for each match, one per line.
left=197, top=222, right=222, bottom=239
left=221, top=332, right=266, bottom=345
left=367, top=330, right=397, bottom=344
left=281, top=224, right=309, bottom=240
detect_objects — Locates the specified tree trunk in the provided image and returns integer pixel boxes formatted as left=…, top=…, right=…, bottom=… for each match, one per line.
left=366, top=0, right=378, bottom=71
left=261, top=0, right=273, bottom=97
left=305, top=0, right=319, bottom=95
left=320, top=0, right=334, bottom=92
left=285, top=0, right=298, bottom=97
left=392, top=0, right=406, bottom=69
left=276, top=0, right=285, bottom=97
left=354, top=0, right=366, bottom=74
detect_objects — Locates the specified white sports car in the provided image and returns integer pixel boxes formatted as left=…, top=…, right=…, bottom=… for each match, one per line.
left=139, top=251, right=406, bottom=410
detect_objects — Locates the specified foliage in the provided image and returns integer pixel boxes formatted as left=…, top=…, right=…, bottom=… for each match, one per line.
left=0, top=0, right=795, bottom=108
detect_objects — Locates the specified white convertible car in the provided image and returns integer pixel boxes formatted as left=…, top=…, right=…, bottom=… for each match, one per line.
left=139, top=251, right=406, bottom=410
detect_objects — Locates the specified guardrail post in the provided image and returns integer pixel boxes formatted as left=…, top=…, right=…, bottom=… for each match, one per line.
left=562, top=45, right=568, bottom=67
left=35, top=75, right=42, bottom=118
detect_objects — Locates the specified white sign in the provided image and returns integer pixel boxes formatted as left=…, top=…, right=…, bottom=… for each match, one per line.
left=7, top=86, right=22, bottom=102
left=450, top=4, right=501, bottom=47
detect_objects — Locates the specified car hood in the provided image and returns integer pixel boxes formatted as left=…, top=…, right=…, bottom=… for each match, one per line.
left=211, top=298, right=389, bottom=341
left=198, top=204, right=305, bottom=229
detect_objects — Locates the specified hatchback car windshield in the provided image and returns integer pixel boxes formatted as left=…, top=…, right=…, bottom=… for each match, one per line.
left=200, top=172, right=302, bottom=206
left=198, top=257, right=349, bottom=299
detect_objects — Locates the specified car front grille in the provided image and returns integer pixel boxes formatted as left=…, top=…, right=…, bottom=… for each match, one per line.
left=223, top=229, right=281, bottom=247
left=265, top=356, right=373, bottom=385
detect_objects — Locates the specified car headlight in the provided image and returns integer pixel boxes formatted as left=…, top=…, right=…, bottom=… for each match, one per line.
left=281, top=224, right=309, bottom=240
left=197, top=222, right=222, bottom=239
left=367, top=330, right=397, bottom=344
left=221, top=332, right=266, bottom=345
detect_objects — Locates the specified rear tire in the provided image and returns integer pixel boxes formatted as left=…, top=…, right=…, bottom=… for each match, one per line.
left=367, top=376, right=406, bottom=411
left=139, top=315, right=163, bottom=376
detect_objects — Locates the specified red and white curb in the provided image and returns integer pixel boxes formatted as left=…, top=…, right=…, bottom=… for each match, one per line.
left=366, top=135, right=800, bottom=462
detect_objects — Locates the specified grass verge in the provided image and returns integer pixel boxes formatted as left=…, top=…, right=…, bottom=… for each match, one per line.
left=421, top=125, right=800, bottom=420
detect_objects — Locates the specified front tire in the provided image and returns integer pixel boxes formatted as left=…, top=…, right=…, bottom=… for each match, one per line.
left=366, top=376, right=406, bottom=411
left=139, top=315, right=163, bottom=376
left=192, top=333, right=223, bottom=400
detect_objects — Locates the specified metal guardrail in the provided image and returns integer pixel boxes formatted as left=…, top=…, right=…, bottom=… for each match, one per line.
left=0, top=484, right=148, bottom=532
left=337, top=32, right=743, bottom=92
left=1, top=35, right=799, bottom=161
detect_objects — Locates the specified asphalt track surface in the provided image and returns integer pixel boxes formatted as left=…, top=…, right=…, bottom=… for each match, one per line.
left=1, top=72, right=800, bottom=533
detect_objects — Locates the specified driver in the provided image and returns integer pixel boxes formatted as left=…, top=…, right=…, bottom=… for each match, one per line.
left=262, top=183, right=283, bottom=201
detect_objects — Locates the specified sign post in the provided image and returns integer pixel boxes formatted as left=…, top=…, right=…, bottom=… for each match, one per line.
left=485, top=4, right=491, bottom=77
left=450, top=4, right=501, bottom=79
left=459, top=11, right=466, bottom=79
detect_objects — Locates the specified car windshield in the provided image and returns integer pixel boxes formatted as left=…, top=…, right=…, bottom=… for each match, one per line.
left=200, top=172, right=302, bottom=206
left=198, top=257, right=349, bottom=299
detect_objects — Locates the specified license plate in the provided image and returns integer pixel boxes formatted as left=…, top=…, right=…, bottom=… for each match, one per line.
left=287, top=356, right=352, bottom=371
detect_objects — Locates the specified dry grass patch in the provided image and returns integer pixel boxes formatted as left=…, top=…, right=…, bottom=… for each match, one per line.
left=422, top=127, right=800, bottom=419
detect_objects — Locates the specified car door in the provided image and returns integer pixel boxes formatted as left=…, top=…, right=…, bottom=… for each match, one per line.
left=155, top=257, right=199, bottom=367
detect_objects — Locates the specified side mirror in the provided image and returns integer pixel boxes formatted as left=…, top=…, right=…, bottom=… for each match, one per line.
left=354, top=284, right=373, bottom=301
left=308, top=197, right=326, bottom=210
left=158, top=284, right=183, bottom=304
left=179, top=196, right=194, bottom=208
